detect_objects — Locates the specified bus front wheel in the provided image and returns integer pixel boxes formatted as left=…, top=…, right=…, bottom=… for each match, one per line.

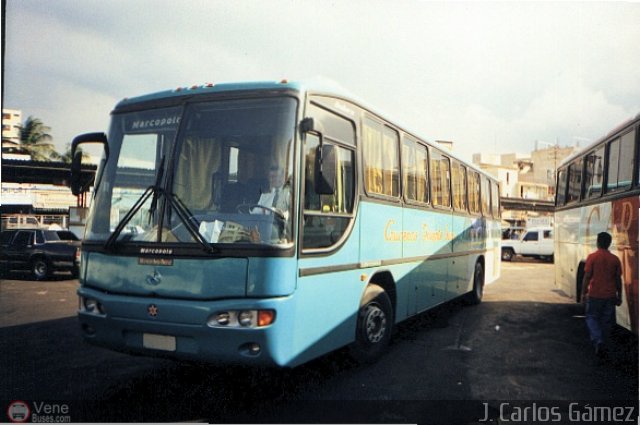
left=350, top=284, right=393, bottom=363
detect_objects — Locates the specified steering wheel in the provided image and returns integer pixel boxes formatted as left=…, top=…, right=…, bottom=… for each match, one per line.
left=236, top=204, right=285, bottom=220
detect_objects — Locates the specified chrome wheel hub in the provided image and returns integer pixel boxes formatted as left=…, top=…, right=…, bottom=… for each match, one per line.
left=364, top=304, right=387, bottom=343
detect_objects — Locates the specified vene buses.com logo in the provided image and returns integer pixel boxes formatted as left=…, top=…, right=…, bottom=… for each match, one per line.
left=7, top=400, right=30, bottom=423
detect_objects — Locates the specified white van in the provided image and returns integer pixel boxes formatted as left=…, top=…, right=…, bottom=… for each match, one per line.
left=501, top=226, right=554, bottom=262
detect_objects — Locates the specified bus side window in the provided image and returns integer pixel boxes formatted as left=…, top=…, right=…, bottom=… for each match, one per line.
left=583, top=147, right=604, bottom=199
left=430, top=150, right=451, bottom=208
left=566, top=160, right=582, bottom=203
left=556, top=168, right=568, bottom=206
left=363, top=118, right=400, bottom=198
left=468, top=171, right=481, bottom=215
left=302, top=107, right=356, bottom=250
left=607, top=130, right=635, bottom=193
left=480, top=175, right=491, bottom=216
left=451, top=161, right=467, bottom=212
left=402, top=137, right=428, bottom=204
left=491, top=181, right=500, bottom=218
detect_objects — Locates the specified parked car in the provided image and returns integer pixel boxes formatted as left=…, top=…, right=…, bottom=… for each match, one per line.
left=0, top=229, right=80, bottom=279
left=54, top=230, right=81, bottom=241
left=501, top=226, right=554, bottom=262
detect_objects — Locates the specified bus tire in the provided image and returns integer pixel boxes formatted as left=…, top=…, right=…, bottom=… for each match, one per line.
left=501, top=248, right=514, bottom=262
left=466, top=261, right=485, bottom=305
left=350, top=284, right=393, bottom=363
left=576, top=262, right=586, bottom=303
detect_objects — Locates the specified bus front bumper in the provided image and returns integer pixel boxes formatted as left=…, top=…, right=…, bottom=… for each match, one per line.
left=77, top=287, right=294, bottom=367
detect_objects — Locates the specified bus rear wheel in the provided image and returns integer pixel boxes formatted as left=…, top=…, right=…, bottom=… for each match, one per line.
left=350, top=284, right=393, bottom=363
left=466, top=261, right=484, bottom=305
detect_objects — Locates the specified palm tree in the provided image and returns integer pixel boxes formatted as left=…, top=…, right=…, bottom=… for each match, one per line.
left=19, top=116, right=55, bottom=161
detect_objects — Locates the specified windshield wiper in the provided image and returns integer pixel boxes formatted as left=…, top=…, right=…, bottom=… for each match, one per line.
left=165, top=191, right=218, bottom=254
left=104, top=185, right=218, bottom=254
left=149, top=155, right=165, bottom=225
left=104, top=185, right=155, bottom=250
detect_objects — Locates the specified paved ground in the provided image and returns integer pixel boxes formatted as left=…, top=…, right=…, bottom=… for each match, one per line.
left=1, top=261, right=637, bottom=423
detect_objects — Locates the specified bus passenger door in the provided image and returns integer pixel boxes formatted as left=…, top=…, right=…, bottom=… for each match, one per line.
left=404, top=208, right=449, bottom=315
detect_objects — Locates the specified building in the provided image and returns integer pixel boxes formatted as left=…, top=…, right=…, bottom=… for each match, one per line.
left=2, top=109, right=23, bottom=155
left=2, top=109, right=22, bottom=143
left=473, top=145, right=578, bottom=227
left=1, top=109, right=96, bottom=233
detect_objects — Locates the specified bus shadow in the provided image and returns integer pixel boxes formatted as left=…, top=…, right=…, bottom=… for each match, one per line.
left=89, top=300, right=472, bottom=421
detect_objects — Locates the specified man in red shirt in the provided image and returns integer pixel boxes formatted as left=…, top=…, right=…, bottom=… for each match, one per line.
left=581, top=232, right=622, bottom=358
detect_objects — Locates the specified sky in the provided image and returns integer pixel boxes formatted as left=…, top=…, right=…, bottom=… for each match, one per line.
left=3, top=0, right=640, bottom=162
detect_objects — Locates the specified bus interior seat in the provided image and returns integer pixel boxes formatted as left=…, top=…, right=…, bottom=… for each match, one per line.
left=219, top=182, right=247, bottom=212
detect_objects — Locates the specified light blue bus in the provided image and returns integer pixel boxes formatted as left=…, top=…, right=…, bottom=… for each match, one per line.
left=70, top=80, right=501, bottom=367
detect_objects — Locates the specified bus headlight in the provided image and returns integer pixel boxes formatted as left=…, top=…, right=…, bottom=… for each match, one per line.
left=215, top=312, right=231, bottom=326
left=207, top=310, right=275, bottom=328
left=238, top=311, right=254, bottom=327
left=80, top=296, right=106, bottom=315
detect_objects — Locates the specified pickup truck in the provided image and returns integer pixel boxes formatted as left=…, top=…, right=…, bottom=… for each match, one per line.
left=0, top=229, right=80, bottom=279
left=501, top=227, right=554, bottom=262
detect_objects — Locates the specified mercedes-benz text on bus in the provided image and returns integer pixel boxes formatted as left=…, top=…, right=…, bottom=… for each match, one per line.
left=70, top=81, right=501, bottom=367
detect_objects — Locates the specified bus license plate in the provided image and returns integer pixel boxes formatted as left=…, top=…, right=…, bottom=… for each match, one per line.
left=143, top=333, right=176, bottom=351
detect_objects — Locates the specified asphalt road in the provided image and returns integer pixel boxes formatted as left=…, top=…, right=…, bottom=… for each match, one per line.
left=1, top=261, right=637, bottom=423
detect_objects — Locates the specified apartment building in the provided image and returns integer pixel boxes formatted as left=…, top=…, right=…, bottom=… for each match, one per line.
left=473, top=145, right=578, bottom=226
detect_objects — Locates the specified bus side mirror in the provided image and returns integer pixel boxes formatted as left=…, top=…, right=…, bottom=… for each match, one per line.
left=300, top=117, right=324, bottom=134
left=315, top=144, right=337, bottom=195
left=70, top=132, right=108, bottom=196
left=300, top=117, right=315, bottom=133
left=70, top=150, right=84, bottom=195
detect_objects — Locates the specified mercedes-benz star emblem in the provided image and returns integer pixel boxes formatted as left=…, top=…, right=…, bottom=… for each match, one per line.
left=146, top=270, right=163, bottom=286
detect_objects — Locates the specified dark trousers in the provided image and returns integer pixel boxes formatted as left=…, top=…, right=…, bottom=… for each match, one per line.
left=585, top=297, right=616, bottom=347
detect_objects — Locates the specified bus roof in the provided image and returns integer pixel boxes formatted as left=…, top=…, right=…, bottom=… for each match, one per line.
left=115, top=80, right=306, bottom=108
left=558, top=112, right=640, bottom=168
left=114, top=79, right=497, bottom=182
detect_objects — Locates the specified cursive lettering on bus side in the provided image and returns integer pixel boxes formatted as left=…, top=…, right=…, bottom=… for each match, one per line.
left=384, top=220, right=401, bottom=242
left=422, top=224, right=443, bottom=241
left=620, top=200, right=633, bottom=232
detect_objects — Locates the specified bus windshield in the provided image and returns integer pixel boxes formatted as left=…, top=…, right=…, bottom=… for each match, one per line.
left=85, top=97, right=297, bottom=248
